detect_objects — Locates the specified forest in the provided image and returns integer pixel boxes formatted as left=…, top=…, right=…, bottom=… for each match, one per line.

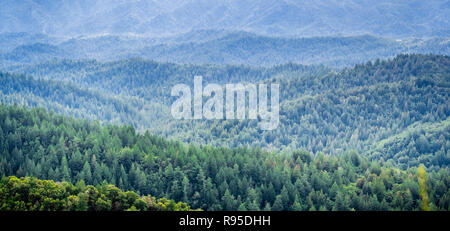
left=2, top=54, right=448, bottom=171
left=0, top=104, right=448, bottom=211
left=1, top=31, right=448, bottom=67
left=0, top=0, right=449, bottom=215
left=0, top=175, right=192, bottom=211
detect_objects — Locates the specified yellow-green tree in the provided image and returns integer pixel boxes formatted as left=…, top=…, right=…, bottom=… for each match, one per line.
left=418, top=165, right=430, bottom=211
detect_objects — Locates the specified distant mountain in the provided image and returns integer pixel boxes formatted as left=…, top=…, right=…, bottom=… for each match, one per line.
left=1, top=31, right=449, bottom=67
left=1, top=43, right=69, bottom=63
left=138, top=33, right=450, bottom=66
left=0, top=32, right=62, bottom=53
left=1, top=0, right=449, bottom=38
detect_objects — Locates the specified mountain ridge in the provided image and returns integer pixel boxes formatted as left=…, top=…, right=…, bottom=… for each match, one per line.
left=1, top=31, right=449, bottom=67
left=1, top=0, right=449, bottom=38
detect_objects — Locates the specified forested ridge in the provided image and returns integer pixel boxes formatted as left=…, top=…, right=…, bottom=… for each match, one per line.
left=1, top=54, right=449, bottom=171
left=0, top=72, right=146, bottom=128
left=0, top=104, right=449, bottom=211
left=147, top=54, right=450, bottom=170
left=1, top=31, right=449, bottom=67
left=1, top=1, right=449, bottom=38
left=137, top=34, right=450, bottom=66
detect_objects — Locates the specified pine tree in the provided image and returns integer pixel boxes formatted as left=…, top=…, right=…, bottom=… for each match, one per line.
left=61, top=155, right=71, bottom=181
left=80, top=161, right=92, bottom=185
left=291, top=194, right=303, bottom=211
left=272, top=195, right=284, bottom=211
left=222, top=189, right=235, bottom=211
left=182, top=176, right=190, bottom=203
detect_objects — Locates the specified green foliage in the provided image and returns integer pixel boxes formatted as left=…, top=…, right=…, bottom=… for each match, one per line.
left=3, top=54, right=448, bottom=172
left=0, top=176, right=191, bottom=211
left=0, top=103, right=449, bottom=211
left=158, top=54, right=450, bottom=170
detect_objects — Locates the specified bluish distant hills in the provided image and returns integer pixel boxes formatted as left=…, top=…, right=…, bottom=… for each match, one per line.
left=0, top=31, right=449, bottom=67
left=1, top=0, right=449, bottom=38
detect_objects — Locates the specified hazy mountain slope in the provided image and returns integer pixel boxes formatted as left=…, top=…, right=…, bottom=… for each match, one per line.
left=1, top=43, right=69, bottom=64
left=1, top=0, right=449, bottom=38
left=1, top=31, right=449, bottom=67
left=138, top=33, right=450, bottom=66
left=0, top=71, right=150, bottom=128
left=0, top=32, right=62, bottom=53
left=1, top=59, right=327, bottom=132
left=5, top=58, right=327, bottom=101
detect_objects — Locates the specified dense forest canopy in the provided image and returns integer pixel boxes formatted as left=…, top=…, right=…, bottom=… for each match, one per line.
left=0, top=104, right=449, bottom=211
left=2, top=54, right=448, bottom=171
left=0, top=175, right=192, bottom=211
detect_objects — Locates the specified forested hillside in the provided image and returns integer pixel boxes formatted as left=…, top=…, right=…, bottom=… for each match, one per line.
left=5, top=58, right=327, bottom=101
left=141, top=54, right=450, bottom=170
left=137, top=34, right=450, bottom=66
left=0, top=104, right=449, bottom=211
left=1, top=31, right=449, bottom=67
left=1, top=60, right=327, bottom=132
left=0, top=72, right=148, bottom=128
left=2, top=54, right=449, bottom=171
